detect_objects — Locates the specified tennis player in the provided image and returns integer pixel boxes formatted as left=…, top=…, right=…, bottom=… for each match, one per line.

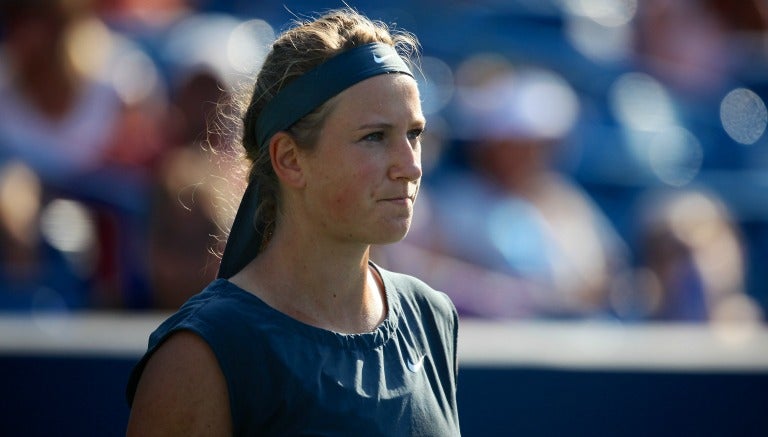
left=126, top=8, right=460, bottom=436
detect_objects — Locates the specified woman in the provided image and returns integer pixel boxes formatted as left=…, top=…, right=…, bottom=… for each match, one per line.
left=126, top=8, right=460, bottom=436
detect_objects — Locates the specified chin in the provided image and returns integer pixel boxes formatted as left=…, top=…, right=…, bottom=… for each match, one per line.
left=370, top=224, right=411, bottom=245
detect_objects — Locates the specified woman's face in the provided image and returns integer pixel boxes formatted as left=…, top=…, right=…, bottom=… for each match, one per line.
left=297, top=73, right=425, bottom=247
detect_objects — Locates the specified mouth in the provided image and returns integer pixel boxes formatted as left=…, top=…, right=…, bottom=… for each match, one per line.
left=380, top=194, right=416, bottom=205
left=380, top=184, right=419, bottom=205
left=382, top=196, right=412, bottom=204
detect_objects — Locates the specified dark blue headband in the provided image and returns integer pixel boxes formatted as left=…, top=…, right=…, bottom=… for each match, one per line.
left=255, top=42, right=414, bottom=148
left=218, top=42, right=414, bottom=278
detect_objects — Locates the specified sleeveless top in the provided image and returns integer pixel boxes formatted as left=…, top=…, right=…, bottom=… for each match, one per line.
left=126, top=263, right=460, bottom=436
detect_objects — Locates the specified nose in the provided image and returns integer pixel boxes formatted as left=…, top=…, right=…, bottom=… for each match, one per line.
left=389, top=136, right=422, bottom=182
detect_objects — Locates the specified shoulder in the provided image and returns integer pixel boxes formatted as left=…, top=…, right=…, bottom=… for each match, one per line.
left=377, top=264, right=458, bottom=328
left=127, top=330, right=232, bottom=436
left=150, top=279, right=257, bottom=342
left=128, top=279, right=294, bottom=434
left=127, top=280, right=278, bottom=434
left=380, top=265, right=453, bottom=306
left=127, top=280, right=265, bottom=403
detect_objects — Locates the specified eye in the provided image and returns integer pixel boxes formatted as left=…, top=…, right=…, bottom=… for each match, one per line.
left=407, top=128, right=425, bottom=141
left=361, top=131, right=385, bottom=142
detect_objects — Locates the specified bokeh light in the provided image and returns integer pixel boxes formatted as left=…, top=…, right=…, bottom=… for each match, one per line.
left=648, top=126, right=702, bottom=186
left=163, top=14, right=244, bottom=85
left=609, top=72, right=678, bottom=131
left=111, top=47, right=160, bottom=106
left=415, top=56, right=455, bottom=116
left=226, top=19, right=275, bottom=75
left=39, top=199, right=97, bottom=270
left=560, top=0, right=638, bottom=27
left=720, top=87, right=768, bottom=145
left=560, top=0, right=637, bottom=62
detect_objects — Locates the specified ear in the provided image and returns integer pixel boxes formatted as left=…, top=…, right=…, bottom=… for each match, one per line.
left=269, top=131, right=305, bottom=188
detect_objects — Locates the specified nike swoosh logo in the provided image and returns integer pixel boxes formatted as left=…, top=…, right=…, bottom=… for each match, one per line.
left=407, top=354, right=425, bottom=373
left=373, top=53, right=395, bottom=64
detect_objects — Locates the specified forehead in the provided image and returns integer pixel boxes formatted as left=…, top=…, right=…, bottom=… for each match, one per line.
left=329, top=74, right=423, bottom=121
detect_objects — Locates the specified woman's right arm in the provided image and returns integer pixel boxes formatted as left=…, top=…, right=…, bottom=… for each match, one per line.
left=126, top=330, right=232, bottom=436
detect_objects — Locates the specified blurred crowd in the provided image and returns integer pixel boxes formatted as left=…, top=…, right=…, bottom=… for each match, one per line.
left=1, top=0, right=767, bottom=327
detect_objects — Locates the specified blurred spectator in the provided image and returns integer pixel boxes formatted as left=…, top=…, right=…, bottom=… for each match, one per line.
left=146, top=145, right=222, bottom=309
left=628, top=0, right=768, bottom=170
left=622, top=0, right=768, bottom=318
left=145, top=67, right=234, bottom=309
left=0, top=0, right=166, bottom=309
left=140, top=12, right=265, bottom=309
left=0, top=0, right=165, bottom=179
left=619, top=188, right=763, bottom=325
left=0, top=161, right=89, bottom=310
left=633, top=0, right=731, bottom=98
left=633, top=0, right=768, bottom=98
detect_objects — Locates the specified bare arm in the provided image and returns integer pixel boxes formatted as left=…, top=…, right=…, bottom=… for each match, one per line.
left=126, top=330, right=232, bottom=436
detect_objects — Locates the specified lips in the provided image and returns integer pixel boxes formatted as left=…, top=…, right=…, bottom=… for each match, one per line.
left=380, top=193, right=416, bottom=203
left=379, top=185, right=418, bottom=204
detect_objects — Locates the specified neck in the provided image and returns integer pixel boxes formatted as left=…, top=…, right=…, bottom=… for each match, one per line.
left=229, top=221, right=386, bottom=334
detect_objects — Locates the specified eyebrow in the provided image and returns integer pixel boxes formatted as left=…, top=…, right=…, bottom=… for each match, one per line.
left=356, top=122, right=392, bottom=131
left=355, top=119, right=427, bottom=131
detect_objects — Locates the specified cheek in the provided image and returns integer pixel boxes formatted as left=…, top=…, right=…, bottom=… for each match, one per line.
left=328, top=186, right=358, bottom=215
left=322, top=164, right=374, bottom=217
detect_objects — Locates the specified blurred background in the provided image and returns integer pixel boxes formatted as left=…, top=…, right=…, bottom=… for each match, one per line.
left=2, top=0, right=768, bottom=323
left=1, top=0, right=768, bottom=435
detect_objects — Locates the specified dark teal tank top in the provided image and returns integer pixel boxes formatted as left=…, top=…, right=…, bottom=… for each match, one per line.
left=126, top=264, right=460, bottom=436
